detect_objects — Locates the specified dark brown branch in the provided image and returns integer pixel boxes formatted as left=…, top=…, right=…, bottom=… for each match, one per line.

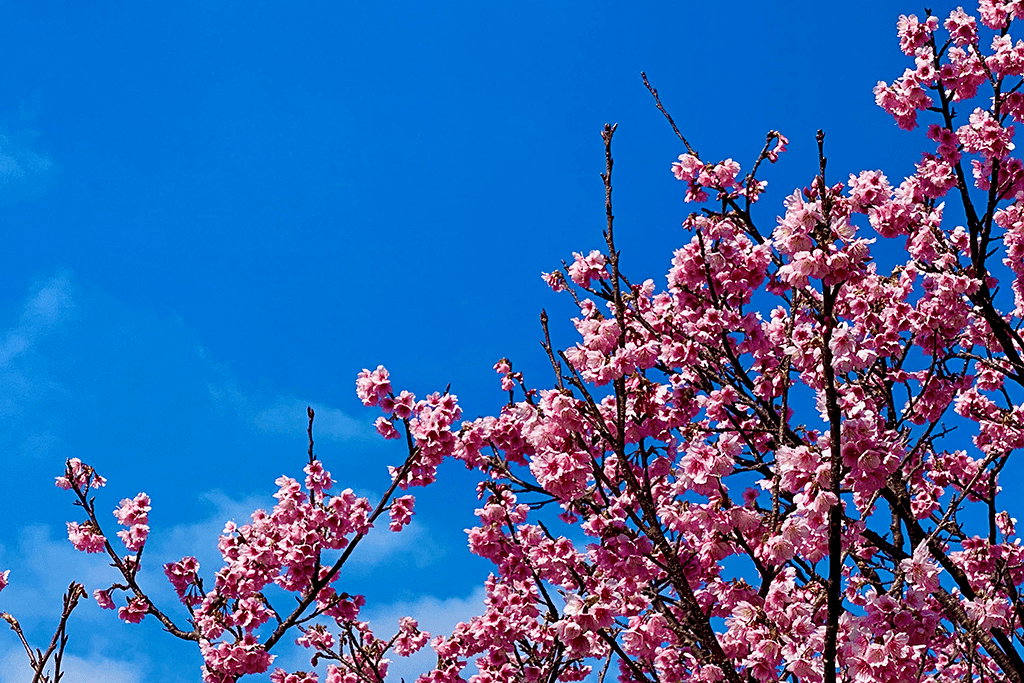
left=641, top=72, right=697, bottom=156
left=307, top=406, right=316, bottom=467
left=815, top=129, right=845, bottom=683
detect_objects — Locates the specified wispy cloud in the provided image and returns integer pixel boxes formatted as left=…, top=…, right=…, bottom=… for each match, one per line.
left=0, top=273, right=77, bottom=445
left=206, top=361, right=373, bottom=444
left=0, top=126, right=56, bottom=206
left=0, top=525, right=113, bottom=622
left=156, top=489, right=271, bottom=572
left=0, top=646, right=144, bottom=683
left=345, top=518, right=446, bottom=572
left=254, top=398, right=368, bottom=442
left=364, top=587, right=487, bottom=683
left=0, top=273, right=76, bottom=369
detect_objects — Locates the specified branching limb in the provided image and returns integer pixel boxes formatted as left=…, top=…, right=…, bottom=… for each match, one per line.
left=2, top=582, right=86, bottom=683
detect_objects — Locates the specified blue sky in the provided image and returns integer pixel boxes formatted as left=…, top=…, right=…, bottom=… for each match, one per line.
left=0, top=1, right=960, bottom=681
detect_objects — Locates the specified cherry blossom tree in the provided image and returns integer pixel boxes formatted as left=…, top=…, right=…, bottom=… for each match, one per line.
left=17, top=0, right=1024, bottom=681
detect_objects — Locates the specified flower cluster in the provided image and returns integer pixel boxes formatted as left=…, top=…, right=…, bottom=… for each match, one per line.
left=57, top=367, right=461, bottom=682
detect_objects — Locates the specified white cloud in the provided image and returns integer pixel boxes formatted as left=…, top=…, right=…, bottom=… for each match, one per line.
left=365, top=586, right=487, bottom=644
left=0, top=274, right=76, bottom=369
left=206, top=365, right=372, bottom=444
left=0, top=646, right=143, bottom=683
left=344, top=519, right=445, bottom=572
left=0, top=273, right=77, bottom=424
left=0, top=127, right=56, bottom=205
left=364, top=587, right=487, bottom=683
left=156, top=489, right=269, bottom=572
left=254, top=399, right=368, bottom=442
left=0, top=525, right=115, bottom=623
left=265, top=587, right=488, bottom=682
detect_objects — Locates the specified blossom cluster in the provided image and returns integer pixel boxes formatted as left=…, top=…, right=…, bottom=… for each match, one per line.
left=57, top=402, right=442, bottom=683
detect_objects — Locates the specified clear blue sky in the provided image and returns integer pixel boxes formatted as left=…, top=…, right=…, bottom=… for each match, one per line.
left=0, top=1, right=960, bottom=681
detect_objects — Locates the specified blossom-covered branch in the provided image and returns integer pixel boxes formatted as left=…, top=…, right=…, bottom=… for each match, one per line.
left=57, top=396, right=444, bottom=682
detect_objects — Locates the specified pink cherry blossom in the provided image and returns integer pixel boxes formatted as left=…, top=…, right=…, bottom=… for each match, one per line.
left=118, top=597, right=149, bottom=624
left=393, top=617, right=429, bottom=656
left=566, top=250, right=607, bottom=288
left=66, top=521, right=106, bottom=553
left=388, top=495, right=415, bottom=531
left=374, top=416, right=400, bottom=440
left=945, top=7, right=979, bottom=44
left=94, top=588, right=116, bottom=610
left=355, top=365, right=391, bottom=407
left=270, top=670, right=318, bottom=683
left=55, top=458, right=106, bottom=491
left=896, top=13, right=939, bottom=54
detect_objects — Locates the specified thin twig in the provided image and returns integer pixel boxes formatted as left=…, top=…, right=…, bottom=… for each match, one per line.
left=641, top=72, right=697, bottom=156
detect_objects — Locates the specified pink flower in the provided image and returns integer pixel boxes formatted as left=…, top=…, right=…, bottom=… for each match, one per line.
left=944, top=7, right=977, bottom=45
left=979, top=0, right=1010, bottom=28
left=232, top=596, right=273, bottom=631
left=541, top=270, right=567, bottom=292
left=296, top=624, right=335, bottom=651
left=116, top=524, right=150, bottom=551
left=896, top=13, right=938, bottom=55
left=389, top=495, right=415, bottom=531
left=355, top=365, right=391, bottom=407
left=958, top=108, right=1015, bottom=160
left=766, top=131, right=788, bottom=162
left=926, top=124, right=961, bottom=163
left=118, top=597, right=149, bottom=624
left=113, top=492, right=151, bottom=527
left=393, top=616, right=429, bottom=656
left=940, top=45, right=988, bottom=101
left=915, top=155, right=957, bottom=198
left=847, top=170, right=892, bottom=211
left=303, top=460, right=333, bottom=495
left=697, top=158, right=741, bottom=190
left=671, top=153, right=701, bottom=180
left=66, top=521, right=106, bottom=553
left=567, top=250, right=607, bottom=288
left=874, top=69, right=933, bottom=130
left=900, top=546, right=941, bottom=591
left=165, top=556, right=200, bottom=604
left=996, top=511, right=1017, bottom=537
left=200, top=634, right=274, bottom=680
left=271, top=670, right=319, bottom=683
left=391, top=390, right=416, bottom=419
left=94, top=588, right=116, bottom=610
left=374, top=416, right=400, bottom=440
left=55, top=458, right=106, bottom=491
left=987, top=34, right=1024, bottom=77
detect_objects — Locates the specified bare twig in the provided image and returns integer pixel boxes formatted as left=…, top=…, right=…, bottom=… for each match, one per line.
left=2, top=582, right=86, bottom=683
left=641, top=72, right=697, bottom=156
